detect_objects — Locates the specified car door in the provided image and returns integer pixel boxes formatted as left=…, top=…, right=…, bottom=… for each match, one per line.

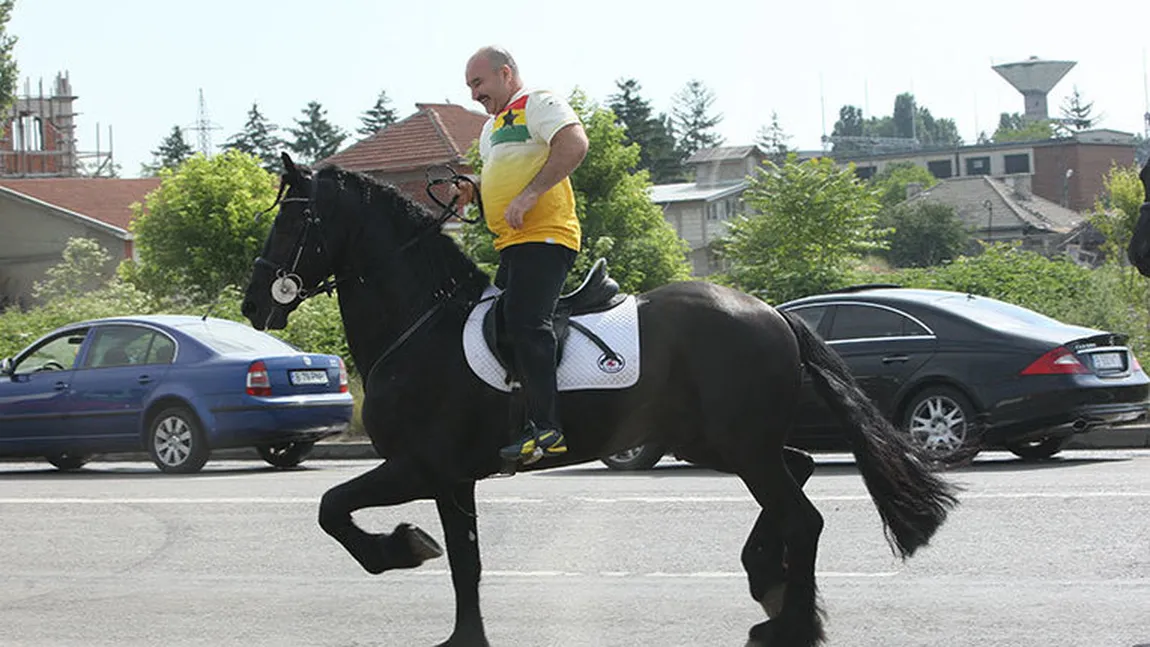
left=824, top=303, right=937, bottom=418
left=0, top=328, right=90, bottom=453
left=66, top=324, right=176, bottom=448
left=784, top=305, right=841, bottom=448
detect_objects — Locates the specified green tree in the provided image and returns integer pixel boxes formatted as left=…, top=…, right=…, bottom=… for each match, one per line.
left=31, top=238, right=115, bottom=301
left=993, top=112, right=1054, bottom=143
left=122, top=150, right=278, bottom=303
left=459, top=90, right=692, bottom=293
left=755, top=111, right=791, bottom=165
left=721, top=155, right=884, bottom=303
left=875, top=202, right=968, bottom=268
left=871, top=161, right=938, bottom=208
left=223, top=102, right=283, bottom=172
left=0, top=0, right=16, bottom=113
left=357, top=90, right=398, bottom=138
left=607, top=78, right=682, bottom=183
left=830, top=105, right=866, bottom=155
left=1058, top=86, right=1097, bottom=133
left=893, top=93, right=916, bottom=139
left=1089, top=163, right=1144, bottom=265
left=142, top=126, right=194, bottom=176
left=288, top=100, right=348, bottom=164
left=671, top=79, right=724, bottom=160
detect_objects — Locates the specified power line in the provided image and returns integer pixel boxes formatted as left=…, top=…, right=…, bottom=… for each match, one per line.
left=186, top=88, right=222, bottom=156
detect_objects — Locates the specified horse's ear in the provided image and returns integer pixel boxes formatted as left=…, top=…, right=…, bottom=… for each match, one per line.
left=282, top=152, right=298, bottom=178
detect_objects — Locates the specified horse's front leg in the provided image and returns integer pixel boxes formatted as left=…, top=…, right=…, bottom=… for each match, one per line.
left=434, top=480, right=489, bottom=647
left=318, top=457, right=444, bottom=574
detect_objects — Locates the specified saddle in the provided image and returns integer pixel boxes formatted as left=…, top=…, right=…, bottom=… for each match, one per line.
left=482, top=258, right=628, bottom=377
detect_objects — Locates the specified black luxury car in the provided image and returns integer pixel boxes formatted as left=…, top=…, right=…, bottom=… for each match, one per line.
left=602, top=286, right=1150, bottom=469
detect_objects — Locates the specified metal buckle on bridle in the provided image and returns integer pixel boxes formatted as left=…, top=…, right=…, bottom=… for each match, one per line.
left=255, top=173, right=336, bottom=306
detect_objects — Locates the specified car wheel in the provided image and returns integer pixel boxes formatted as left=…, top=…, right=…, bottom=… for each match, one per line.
left=45, top=453, right=91, bottom=471
left=902, top=386, right=980, bottom=465
left=147, top=406, right=209, bottom=474
left=600, top=444, right=664, bottom=471
left=1005, top=436, right=1071, bottom=461
left=256, top=441, right=315, bottom=468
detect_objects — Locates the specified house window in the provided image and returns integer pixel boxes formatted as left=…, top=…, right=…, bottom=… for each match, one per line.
left=12, top=116, right=44, bottom=151
left=1004, top=153, right=1030, bottom=174
left=854, top=166, right=876, bottom=180
left=926, top=160, right=953, bottom=179
left=965, top=156, right=990, bottom=176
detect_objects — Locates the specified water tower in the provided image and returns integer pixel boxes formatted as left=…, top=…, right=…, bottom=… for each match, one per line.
left=992, top=56, right=1076, bottom=122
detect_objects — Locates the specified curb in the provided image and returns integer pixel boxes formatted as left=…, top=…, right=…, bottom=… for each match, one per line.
left=8, top=426, right=1148, bottom=465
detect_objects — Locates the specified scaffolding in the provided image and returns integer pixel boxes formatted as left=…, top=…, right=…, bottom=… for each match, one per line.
left=0, top=72, right=115, bottom=178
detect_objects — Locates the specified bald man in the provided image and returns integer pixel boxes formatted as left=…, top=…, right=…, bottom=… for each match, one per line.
left=458, top=46, right=589, bottom=463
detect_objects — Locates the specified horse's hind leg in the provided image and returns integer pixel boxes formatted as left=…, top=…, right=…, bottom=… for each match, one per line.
left=740, top=456, right=825, bottom=647
left=318, top=457, right=444, bottom=574
left=741, top=447, right=815, bottom=618
left=434, top=480, right=489, bottom=647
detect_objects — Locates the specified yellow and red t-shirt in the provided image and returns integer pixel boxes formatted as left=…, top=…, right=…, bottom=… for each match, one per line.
left=479, top=89, right=582, bottom=252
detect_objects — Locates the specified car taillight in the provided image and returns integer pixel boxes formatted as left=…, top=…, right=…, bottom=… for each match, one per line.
left=338, top=358, right=349, bottom=393
left=1132, top=353, right=1143, bottom=372
left=246, top=360, right=272, bottom=396
left=1020, top=347, right=1089, bottom=375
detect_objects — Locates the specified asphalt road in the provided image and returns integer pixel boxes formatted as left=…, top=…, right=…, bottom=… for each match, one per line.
left=1, top=451, right=1149, bottom=647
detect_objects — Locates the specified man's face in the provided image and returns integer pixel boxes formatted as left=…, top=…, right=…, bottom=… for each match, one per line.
left=466, top=56, right=513, bottom=115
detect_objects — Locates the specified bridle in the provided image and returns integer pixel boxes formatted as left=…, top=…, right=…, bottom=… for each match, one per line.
left=251, top=166, right=486, bottom=370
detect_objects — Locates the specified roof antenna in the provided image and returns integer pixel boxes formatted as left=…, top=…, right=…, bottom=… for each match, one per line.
left=201, top=283, right=227, bottom=321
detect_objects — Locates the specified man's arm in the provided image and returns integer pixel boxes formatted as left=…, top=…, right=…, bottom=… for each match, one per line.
left=503, top=123, right=589, bottom=229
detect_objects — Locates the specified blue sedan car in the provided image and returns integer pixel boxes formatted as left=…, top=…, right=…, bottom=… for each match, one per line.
left=0, top=315, right=354, bottom=473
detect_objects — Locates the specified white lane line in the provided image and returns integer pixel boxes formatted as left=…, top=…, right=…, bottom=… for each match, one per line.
left=394, top=570, right=899, bottom=579
left=2, top=492, right=1150, bottom=505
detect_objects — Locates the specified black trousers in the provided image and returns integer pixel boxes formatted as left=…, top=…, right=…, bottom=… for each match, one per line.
left=494, top=242, right=577, bottom=432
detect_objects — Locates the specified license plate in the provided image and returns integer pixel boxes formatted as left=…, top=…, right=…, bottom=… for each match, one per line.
left=290, top=370, right=329, bottom=385
left=1092, top=353, right=1124, bottom=370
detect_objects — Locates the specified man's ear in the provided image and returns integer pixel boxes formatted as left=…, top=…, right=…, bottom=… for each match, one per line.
left=282, top=152, right=299, bottom=179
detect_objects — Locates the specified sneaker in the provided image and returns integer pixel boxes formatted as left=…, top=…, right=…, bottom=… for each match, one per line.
left=499, top=428, right=567, bottom=462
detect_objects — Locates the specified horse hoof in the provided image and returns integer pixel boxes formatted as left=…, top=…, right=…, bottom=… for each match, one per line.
left=398, top=523, right=444, bottom=562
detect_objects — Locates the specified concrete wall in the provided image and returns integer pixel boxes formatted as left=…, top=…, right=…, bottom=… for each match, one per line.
left=0, top=196, right=125, bottom=309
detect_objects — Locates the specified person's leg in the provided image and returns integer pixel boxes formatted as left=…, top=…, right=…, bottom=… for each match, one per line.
left=498, top=242, right=575, bottom=460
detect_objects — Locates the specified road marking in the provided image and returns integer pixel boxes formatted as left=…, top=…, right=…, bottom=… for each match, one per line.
left=3, top=492, right=1150, bottom=505
left=394, top=570, right=900, bottom=579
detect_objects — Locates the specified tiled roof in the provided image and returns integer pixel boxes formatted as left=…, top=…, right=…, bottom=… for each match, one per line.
left=685, top=145, right=765, bottom=165
left=321, top=103, right=488, bottom=172
left=908, top=175, right=1082, bottom=234
left=0, top=177, right=161, bottom=231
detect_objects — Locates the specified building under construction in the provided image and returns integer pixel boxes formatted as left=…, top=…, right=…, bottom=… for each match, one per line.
left=0, top=72, right=114, bottom=178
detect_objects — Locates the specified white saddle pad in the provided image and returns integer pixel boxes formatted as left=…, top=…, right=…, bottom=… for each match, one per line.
left=462, top=286, right=640, bottom=393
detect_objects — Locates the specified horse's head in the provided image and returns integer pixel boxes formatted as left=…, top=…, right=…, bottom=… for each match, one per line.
left=242, top=153, right=338, bottom=330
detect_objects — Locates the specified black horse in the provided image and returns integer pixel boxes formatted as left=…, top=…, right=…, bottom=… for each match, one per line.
left=1124, top=159, right=1150, bottom=275
left=241, top=153, right=958, bottom=647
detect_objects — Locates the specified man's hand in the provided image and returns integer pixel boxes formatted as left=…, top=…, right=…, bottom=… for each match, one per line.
left=1141, top=158, right=1149, bottom=203
left=453, top=178, right=477, bottom=206
left=503, top=190, right=539, bottom=230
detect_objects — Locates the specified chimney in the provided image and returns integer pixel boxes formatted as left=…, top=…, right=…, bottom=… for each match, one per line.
left=1009, top=174, right=1031, bottom=200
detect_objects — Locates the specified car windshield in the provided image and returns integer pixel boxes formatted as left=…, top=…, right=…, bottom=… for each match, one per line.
left=930, top=294, right=1066, bottom=330
left=173, top=320, right=299, bottom=355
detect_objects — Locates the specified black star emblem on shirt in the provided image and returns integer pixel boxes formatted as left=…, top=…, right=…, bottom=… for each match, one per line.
left=501, top=110, right=518, bottom=128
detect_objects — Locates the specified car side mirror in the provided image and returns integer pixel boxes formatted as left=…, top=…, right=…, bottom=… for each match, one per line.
left=0, top=357, right=12, bottom=376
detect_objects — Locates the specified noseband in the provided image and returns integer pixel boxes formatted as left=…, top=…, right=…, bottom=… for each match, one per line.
left=252, top=174, right=342, bottom=306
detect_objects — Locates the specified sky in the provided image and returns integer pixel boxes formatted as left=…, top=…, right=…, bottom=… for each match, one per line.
left=9, top=0, right=1150, bottom=178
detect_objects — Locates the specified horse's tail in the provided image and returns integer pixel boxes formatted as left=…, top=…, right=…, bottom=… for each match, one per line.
left=780, top=309, right=959, bottom=558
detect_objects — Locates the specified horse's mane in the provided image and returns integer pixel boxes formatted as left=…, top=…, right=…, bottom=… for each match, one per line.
left=314, top=165, right=490, bottom=302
